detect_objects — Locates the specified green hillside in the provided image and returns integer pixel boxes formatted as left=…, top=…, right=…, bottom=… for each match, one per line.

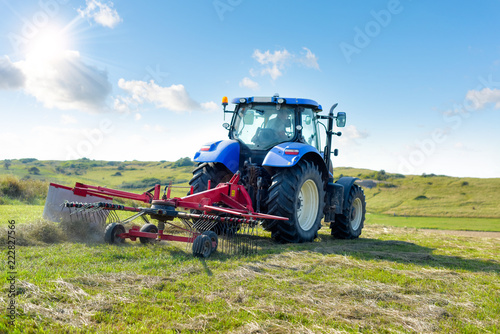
left=1, top=159, right=499, bottom=218
left=335, top=167, right=500, bottom=218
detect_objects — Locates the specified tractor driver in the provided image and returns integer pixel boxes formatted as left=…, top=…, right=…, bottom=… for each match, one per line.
left=267, top=108, right=292, bottom=141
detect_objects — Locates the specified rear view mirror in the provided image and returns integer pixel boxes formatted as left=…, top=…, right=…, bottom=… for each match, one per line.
left=336, top=112, right=346, bottom=127
left=243, top=111, right=254, bottom=125
left=304, top=115, right=311, bottom=125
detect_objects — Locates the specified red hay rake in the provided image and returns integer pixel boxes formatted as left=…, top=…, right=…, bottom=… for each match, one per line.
left=60, top=172, right=287, bottom=257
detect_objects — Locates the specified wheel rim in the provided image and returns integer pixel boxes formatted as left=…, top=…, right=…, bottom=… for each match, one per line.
left=114, top=225, right=125, bottom=243
left=296, top=179, right=319, bottom=231
left=202, top=238, right=212, bottom=256
left=350, top=197, right=363, bottom=231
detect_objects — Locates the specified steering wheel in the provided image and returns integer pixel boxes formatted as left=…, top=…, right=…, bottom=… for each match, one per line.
left=252, top=128, right=278, bottom=146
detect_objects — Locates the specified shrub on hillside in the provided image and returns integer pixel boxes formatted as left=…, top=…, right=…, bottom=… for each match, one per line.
left=172, top=157, right=195, bottom=168
left=414, top=195, right=428, bottom=200
left=20, top=158, right=37, bottom=164
left=378, top=183, right=397, bottom=188
left=0, top=175, right=48, bottom=204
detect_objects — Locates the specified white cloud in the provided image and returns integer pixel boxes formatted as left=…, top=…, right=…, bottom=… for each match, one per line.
left=239, top=77, right=260, bottom=91
left=134, top=113, right=142, bottom=121
left=300, top=47, right=320, bottom=70
left=78, top=0, right=122, bottom=28
left=250, top=48, right=320, bottom=80
left=113, top=95, right=136, bottom=113
left=17, top=50, right=112, bottom=112
left=118, top=79, right=200, bottom=113
left=253, top=49, right=291, bottom=66
left=201, top=101, right=219, bottom=112
left=337, top=125, right=370, bottom=146
left=61, top=114, right=77, bottom=124
left=0, top=56, right=25, bottom=90
left=465, top=87, right=500, bottom=110
left=252, top=49, right=290, bottom=80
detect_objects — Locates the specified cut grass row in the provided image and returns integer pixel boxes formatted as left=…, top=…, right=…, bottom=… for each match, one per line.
left=1, top=225, right=498, bottom=333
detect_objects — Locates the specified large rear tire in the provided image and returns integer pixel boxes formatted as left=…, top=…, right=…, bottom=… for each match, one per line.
left=188, top=163, right=233, bottom=235
left=189, top=162, right=233, bottom=193
left=331, top=184, right=365, bottom=239
left=264, top=160, right=325, bottom=243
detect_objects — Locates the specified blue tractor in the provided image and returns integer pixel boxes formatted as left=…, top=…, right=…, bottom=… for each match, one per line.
left=189, top=94, right=366, bottom=243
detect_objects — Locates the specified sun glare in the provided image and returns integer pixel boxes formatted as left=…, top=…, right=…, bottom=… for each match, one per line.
left=27, top=27, right=69, bottom=60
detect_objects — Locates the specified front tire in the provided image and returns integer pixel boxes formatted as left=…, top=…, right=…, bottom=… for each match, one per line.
left=264, top=160, right=325, bottom=243
left=331, top=184, right=365, bottom=239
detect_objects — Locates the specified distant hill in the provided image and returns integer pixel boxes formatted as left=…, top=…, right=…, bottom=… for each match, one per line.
left=1, top=159, right=499, bottom=218
left=335, top=167, right=500, bottom=218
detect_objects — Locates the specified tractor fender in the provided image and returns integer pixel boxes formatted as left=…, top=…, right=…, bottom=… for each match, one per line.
left=262, top=142, right=321, bottom=167
left=263, top=142, right=328, bottom=178
left=335, top=176, right=360, bottom=213
left=193, top=140, right=240, bottom=173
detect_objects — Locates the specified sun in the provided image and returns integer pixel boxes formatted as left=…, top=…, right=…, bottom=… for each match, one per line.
left=26, top=27, right=69, bottom=60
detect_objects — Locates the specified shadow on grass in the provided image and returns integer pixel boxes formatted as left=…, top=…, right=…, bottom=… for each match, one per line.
left=308, top=237, right=500, bottom=273
left=30, top=220, right=498, bottom=275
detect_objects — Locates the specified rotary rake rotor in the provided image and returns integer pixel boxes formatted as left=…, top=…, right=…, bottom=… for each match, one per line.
left=60, top=172, right=288, bottom=257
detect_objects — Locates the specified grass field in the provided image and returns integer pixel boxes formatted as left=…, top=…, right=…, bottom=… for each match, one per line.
left=1, top=224, right=499, bottom=333
left=366, top=214, right=500, bottom=232
left=0, top=205, right=44, bottom=225
left=1, top=159, right=499, bottom=332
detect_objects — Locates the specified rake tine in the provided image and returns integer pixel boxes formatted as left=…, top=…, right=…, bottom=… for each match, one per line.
left=140, top=214, right=151, bottom=225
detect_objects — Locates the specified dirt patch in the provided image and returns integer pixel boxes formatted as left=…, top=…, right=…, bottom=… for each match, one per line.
left=419, top=229, right=500, bottom=238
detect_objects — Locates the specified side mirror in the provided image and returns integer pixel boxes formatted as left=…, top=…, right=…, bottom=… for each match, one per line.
left=243, top=112, right=254, bottom=125
left=304, top=115, right=312, bottom=125
left=336, top=112, right=346, bottom=127
left=222, top=123, right=230, bottom=129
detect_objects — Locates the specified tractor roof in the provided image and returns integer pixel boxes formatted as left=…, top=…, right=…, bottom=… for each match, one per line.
left=232, top=96, right=322, bottom=111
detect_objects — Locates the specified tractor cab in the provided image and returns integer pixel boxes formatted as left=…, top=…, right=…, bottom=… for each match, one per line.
left=228, top=97, right=322, bottom=152
left=225, top=96, right=323, bottom=152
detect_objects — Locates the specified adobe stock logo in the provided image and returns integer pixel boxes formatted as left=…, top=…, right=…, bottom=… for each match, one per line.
left=213, top=0, right=243, bottom=21
left=398, top=75, right=500, bottom=175
left=339, top=0, right=408, bottom=64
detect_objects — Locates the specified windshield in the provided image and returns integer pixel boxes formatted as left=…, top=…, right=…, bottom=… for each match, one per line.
left=232, top=104, right=296, bottom=150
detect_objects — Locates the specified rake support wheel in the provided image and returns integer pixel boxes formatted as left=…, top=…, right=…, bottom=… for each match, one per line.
left=139, top=223, right=158, bottom=244
left=104, top=223, right=125, bottom=244
left=192, top=234, right=213, bottom=258
left=202, top=231, right=218, bottom=253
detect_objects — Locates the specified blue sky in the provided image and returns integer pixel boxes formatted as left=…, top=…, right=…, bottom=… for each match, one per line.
left=1, top=0, right=499, bottom=178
